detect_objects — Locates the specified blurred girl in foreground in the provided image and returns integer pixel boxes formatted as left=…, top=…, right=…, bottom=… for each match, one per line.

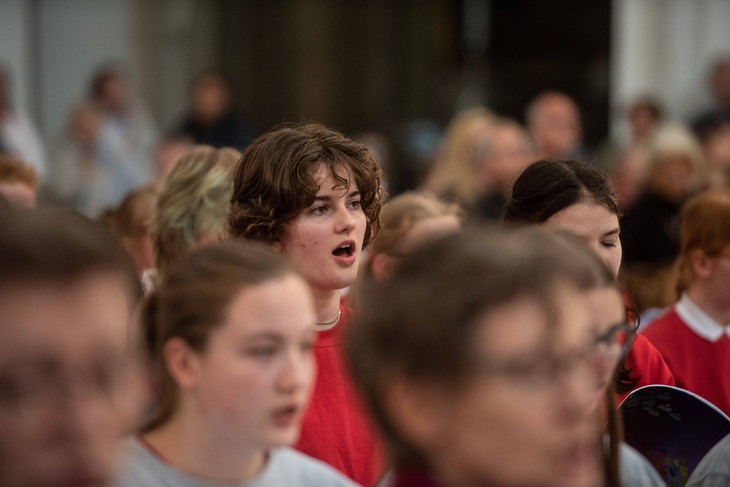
left=115, top=241, right=356, bottom=486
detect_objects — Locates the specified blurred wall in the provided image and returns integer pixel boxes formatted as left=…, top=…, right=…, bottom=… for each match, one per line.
left=611, top=0, right=730, bottom=141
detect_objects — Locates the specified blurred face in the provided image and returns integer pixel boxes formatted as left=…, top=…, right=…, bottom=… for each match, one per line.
left=187, top=274, right=316, bottom=448
left=192, top=75, right=230, bottom=123
left=546, top=202, right=622, bottom=278
left=275, top=165, right=367, bottom=292
left=0, top=273, right=141, bottom=487
left=585, top=286, right=627, bottom=397
left=423, top=285, right=602, bottom=487
left=485, top=124, right=534, bottom=194
left=702, top=246, right=730, bottom=310
left=531, top=97, right=581, bottom=158
left=651, top=154, right=693, bottom=204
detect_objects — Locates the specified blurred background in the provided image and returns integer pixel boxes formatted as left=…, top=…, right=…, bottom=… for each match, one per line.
left=1, top=0, right=729, bottom=194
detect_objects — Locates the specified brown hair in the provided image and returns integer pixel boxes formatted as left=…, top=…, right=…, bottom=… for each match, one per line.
left=154, top=145, right=240, bottom=277
left=672, top=188, right=730, bottom=299
left=141, top=240, right=296, bottom=431
left=0, top=207, right=141, bottom=302
left=347, top=225, right=613, bottom=472
left=107, top=183, right=160, bottom=238
left=228, top=123, right=385, bottom=248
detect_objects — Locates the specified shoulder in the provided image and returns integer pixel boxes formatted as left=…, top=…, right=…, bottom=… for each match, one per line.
left=619, top=442, right=666, bottom=487
left=259, top=448, right=361, bottom=487
left=113, top=437, right=176, bottom=487
left=642, top=308, right=682, bottom=338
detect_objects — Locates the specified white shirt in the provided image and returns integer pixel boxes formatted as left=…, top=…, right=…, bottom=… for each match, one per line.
left=675, top=293, right=730, bottom=342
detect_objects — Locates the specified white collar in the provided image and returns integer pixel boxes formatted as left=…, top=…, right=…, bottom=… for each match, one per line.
left=675, top=293, right=730, bottom=342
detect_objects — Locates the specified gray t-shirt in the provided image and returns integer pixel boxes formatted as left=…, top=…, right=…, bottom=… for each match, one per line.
left=620, top=442, right=666, bottom=487
left=114, top=437, right=360, bottom=487
left=686, top=432, right=730, bottom=487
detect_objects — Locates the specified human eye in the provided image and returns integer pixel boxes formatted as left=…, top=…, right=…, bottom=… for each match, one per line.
left=0, top=366, right=51, bottom=405
left=347, top=199, right=362, bottom=210
left=310, top=205, right=329, bottom=216
left=245, top=343, right=279, bottom=360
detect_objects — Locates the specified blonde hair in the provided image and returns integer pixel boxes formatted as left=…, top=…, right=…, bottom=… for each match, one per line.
left=671, top=188, right=730, bottom=300
left=154, top=145, right=240, bottom=277
left=422, top=107, right=495, bottom=205
left=369, top=191, right=464, bottom=257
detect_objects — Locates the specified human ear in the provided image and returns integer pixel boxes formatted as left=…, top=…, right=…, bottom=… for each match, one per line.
left=163, top=337, right=201, bottom=390
left=383, top=376, right=450, bottom=452
left=371, top=253, right=396, bottom=282
left=270, top=240, right=283, bottom=253
left=689, top=249, right=714, bottom=280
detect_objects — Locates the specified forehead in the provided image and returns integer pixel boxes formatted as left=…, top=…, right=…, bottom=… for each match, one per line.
left=312, top=164, right=358, bottom=191
left=474, top=283, right=591, bottom=359
left=216, top=274, right=314, bottom=337
left=0, top=275, right=131, bottom=364
left=545, top=202, right=619, bottom=238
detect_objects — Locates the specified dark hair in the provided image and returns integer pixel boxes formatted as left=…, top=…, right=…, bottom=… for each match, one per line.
left=503, top=159, right=637, bottom=396
left=0, top=208, right=141, bottom=302
left=347, top=225, right=611, bottom=470
left=503, top=158, right=620, bottom=224
left=141, top=240, right=297, bottom=431
left=228, top=123, right=385, bottom=248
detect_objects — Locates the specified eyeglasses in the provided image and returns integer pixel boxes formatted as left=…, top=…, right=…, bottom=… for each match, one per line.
left=475, top=345, right=597, bottom=389
left=593, top=321, right=635, bottom=360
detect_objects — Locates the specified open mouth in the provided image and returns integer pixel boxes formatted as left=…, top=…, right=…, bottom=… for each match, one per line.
left=332, top=243, right=354, bottom=258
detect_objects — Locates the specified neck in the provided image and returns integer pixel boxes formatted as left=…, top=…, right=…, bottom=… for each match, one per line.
left=143, top=406, right=266, bottom=484
left=687, top=286, right=730, bottom=325
left=310, top=287, right=343, bottom=327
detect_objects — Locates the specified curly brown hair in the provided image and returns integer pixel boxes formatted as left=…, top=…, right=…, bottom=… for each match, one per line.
left=228, top=123, right=384, bottom=248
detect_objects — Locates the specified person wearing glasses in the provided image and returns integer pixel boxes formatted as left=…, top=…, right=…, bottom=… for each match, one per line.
left=503, top=158, right=675, bottom=402
left=0, top=209, right=146, bottom=487
left=643, top=189, right=730, bottom=417
left=347, top=227, right=663, bottom=487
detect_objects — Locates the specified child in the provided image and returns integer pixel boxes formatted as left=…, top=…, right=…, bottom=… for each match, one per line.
left=115, top=241, right=356, bottom=486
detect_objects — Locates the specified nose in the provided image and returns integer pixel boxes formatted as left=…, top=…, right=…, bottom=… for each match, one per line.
left=277, top=347, right=315, bottom=395
left=555, top=356, right=601, bottom=422
left=334, top=205, right=356, bottom=234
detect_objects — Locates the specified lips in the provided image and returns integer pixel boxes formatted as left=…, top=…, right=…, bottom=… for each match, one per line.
left=272, top=404, right=302, bottom=427
left=331, top=240, right=357, bottom=266
left=332, top=240, right=355, bottom=258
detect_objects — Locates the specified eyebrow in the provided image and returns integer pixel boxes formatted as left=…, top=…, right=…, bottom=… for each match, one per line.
left=313, top=190, right=361, bottom=202
left=603, top=227, right=620, bottom=237
left=243, top=332, right=284, bottom=342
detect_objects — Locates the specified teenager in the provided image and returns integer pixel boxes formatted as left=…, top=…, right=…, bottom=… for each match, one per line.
left=228, top=123, right=385, bottom=485
left=503, top=158, right=675, bottom=401
left=115, top=241, right=356, bottom=486
left=643, top=189, right=730, bottom=416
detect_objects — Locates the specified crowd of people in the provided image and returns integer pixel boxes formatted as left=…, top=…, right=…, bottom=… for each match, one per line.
left=2, top=55, right=730, bottom=487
